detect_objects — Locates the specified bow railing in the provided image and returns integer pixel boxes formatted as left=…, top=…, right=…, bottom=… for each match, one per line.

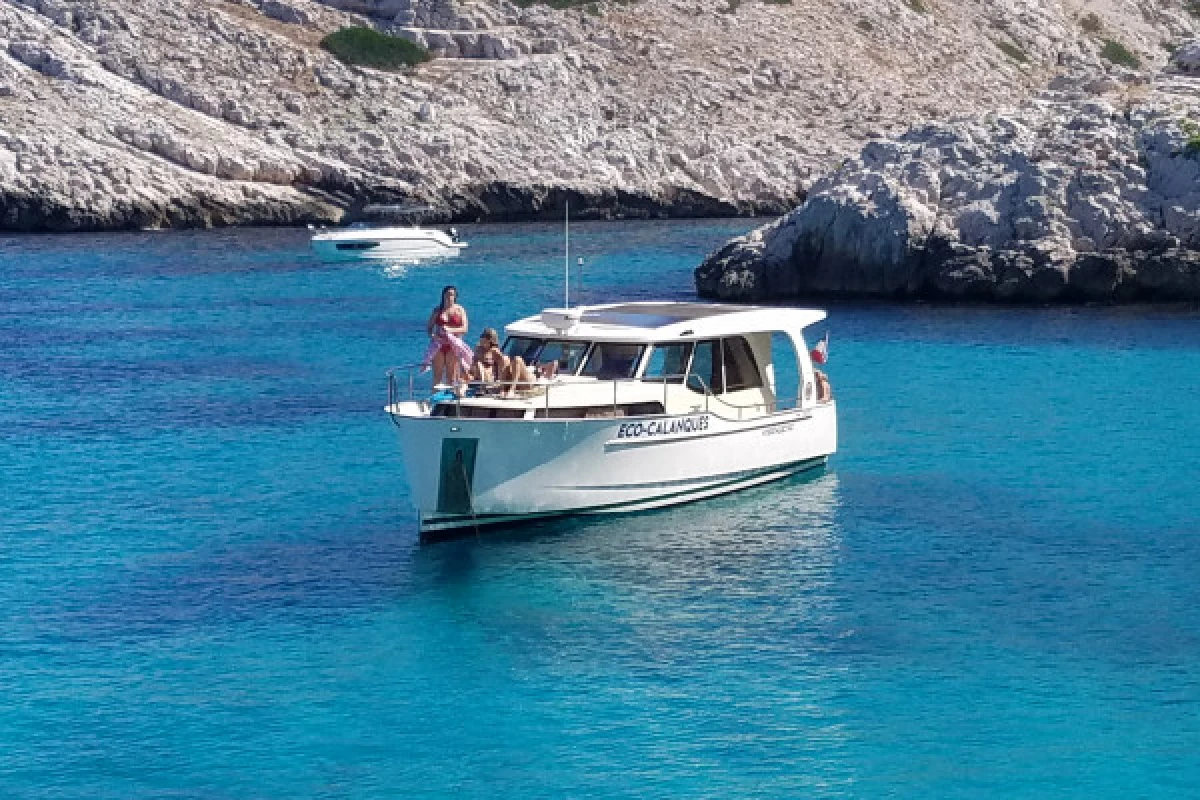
left=385, top=365, right=810, bottom=422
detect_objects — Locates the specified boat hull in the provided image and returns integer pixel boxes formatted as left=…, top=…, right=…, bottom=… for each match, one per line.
left=387, top=403, right=837, bottom=535
left=310, top=230, right=466, bottom=262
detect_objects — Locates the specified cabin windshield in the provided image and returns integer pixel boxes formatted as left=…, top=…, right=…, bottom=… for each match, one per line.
left=503, top=337, right=589, bottom=376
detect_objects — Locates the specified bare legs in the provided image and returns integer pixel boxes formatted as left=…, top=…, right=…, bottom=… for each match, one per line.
left=432, top=349, right=462, bottom=387
left=500, top=356, right=535, bottom=396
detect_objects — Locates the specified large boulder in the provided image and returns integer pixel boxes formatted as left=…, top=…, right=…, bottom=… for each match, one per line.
left=697, top=71, right=1200, bottom=304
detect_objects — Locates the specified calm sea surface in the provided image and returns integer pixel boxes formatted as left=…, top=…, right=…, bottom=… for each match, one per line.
left=1, top=220, right=1198, bottom=797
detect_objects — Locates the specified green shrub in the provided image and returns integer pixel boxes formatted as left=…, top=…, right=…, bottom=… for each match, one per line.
left=1099, top=38, right=1140, bottom=69
left=320, top=27, right=430, bottom=69
left=856, top=18, right=874, bottom=32
left=1080, top=13, right=1102, bottom=33
left=762, top=0, right=792, bottom=6
left=996, top=40, right=1028, bottom=63
left=1188, top=1, right=1200, bottom=19
left=906, top=0, right=929, bottom=11
left=1182, top=120, right=1200, bottom=158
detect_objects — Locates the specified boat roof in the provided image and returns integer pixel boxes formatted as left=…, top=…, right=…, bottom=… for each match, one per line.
left=505, top=302, right=826, bottom=342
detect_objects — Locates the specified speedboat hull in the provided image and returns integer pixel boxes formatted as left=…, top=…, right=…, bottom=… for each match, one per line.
left=310, top=227, right=466, bottom=262
left=387, top=402, right=837, bottom=535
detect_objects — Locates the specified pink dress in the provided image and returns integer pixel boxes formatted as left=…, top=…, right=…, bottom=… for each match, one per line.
left=421, top=308, right=473, bottom=373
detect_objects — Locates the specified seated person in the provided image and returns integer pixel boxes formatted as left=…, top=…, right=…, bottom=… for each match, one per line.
left=502, top=355, right=537, bottom=396
left=814, top=369, right=833, bottom=403
left=471, top=328, right=537, bottom=395
left=469, top=328, right=504, bottom=385
left=536, top=359, right=558, bottom=380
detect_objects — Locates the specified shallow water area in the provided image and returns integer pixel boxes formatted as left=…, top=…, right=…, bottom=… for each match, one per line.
left=1, top=221, right=1199, bottom=797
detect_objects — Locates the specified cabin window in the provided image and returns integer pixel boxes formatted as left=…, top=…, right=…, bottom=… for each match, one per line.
left=770, top=332, right=800, bottom=408
left=538, top=340, right=589, bottom=376
left=686, top=340, right=722, bottom=394
left=432, top=403, right=526, bottom=419
left=642, top=342, right=694, bottom=384
left=502, top=338, right=589, bottom=376
left=721, top=336, right=764, bottom=392
left=580, top=343, right=644, bottom=380
left=504, top=337, right=544, bottom=363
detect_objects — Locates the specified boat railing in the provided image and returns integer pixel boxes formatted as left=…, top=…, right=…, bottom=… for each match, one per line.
left=385, top=365, right=808, bottom=421
left=387, top=363, right=562, bottom=411
left=679, top=374, right=806, bottom=420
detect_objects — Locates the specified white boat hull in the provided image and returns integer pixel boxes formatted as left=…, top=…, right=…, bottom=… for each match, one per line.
left=310, top=228, right=466, bottom=262
left=387, top=403, right=837, bottom=535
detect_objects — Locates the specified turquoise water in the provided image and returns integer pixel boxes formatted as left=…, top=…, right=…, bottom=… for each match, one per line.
left=2, top=221, right=1199, bottom=797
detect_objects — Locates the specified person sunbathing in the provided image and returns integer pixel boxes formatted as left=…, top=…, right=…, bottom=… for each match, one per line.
left=470, top=328, right=536, bottom=395
left=468, top=328, right=504, bottom=385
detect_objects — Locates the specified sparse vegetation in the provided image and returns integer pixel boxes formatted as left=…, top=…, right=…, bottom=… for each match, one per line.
left=513, top=0, right=605, bottom=9
left=905, top=0, right=929, bottom=12
left=762, top=0, right=792, bottom=6
left=320, top=27, right=430, bottom=70
left=1100, top=38, right=1140, bottom=69
left=1163, top=41, right=1179, bottom=55
left=1188, top=1, right=1200, bottom=18
left=857, top=18, right=874, bottom=32
left=1182, top=119, right=1200, bottom=158
left=720, top=0, right=740, bottom=13
left=1080, top=13, right=1102, bottom=33
left=996, top=40, right=1028, bottom=63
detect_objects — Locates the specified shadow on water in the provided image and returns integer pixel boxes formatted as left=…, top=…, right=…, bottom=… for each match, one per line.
left=36, top=516, right=424, bottom=644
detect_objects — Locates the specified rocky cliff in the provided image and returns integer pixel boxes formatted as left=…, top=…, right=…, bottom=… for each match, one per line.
left=0, top=0, right=1195, bottom=230
left=696, top=49, right=1200, bottom=303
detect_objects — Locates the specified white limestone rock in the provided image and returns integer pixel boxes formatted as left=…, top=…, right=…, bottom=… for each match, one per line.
left=0, top=0, right=1195, bottom=230
left=698, top=70, right=1200, bottom=303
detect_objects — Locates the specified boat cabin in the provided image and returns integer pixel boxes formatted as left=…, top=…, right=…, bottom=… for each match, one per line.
left=426, top=302, right=830, bottom=421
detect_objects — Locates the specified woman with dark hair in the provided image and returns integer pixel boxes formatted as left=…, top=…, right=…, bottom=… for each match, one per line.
left=422, top=285, right=471, bottom=386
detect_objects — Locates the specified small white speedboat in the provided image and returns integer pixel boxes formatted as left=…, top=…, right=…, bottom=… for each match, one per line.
left=385, top=302, right=837, bottom=536
left=310, top=224, right=466, bottom=263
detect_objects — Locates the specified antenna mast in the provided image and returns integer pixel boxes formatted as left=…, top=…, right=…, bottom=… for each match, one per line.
left=564, top=199, right=570, bottom=309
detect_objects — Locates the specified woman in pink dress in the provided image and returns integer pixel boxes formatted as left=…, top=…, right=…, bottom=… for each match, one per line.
left=423, top=285, right=472, bottom=387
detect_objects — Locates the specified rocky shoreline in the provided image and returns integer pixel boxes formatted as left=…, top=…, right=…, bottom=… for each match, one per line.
left=697, top=54, right=1200, bottom=304
left=0, top=179, right=786, bottom=233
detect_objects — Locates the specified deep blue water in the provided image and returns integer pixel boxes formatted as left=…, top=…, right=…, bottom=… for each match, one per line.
left=2, top=221, right=1199, bottom=797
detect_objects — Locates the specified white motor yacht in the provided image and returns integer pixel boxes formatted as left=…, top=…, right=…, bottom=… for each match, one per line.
left=386, top=302, right=837, bottom=536
left=310, top=205, right=466, bottom=262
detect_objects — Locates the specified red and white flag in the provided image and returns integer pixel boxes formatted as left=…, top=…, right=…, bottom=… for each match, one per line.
left=810, top=332, right=829, bottom=364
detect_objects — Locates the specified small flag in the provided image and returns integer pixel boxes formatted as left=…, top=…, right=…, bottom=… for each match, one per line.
left=810, top=332, right=829, bottom=365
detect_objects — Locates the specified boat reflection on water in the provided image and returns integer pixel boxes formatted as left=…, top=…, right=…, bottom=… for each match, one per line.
left=411, top=470, right=846, bottom=705
left=418, top=469, right=842, bottom=578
